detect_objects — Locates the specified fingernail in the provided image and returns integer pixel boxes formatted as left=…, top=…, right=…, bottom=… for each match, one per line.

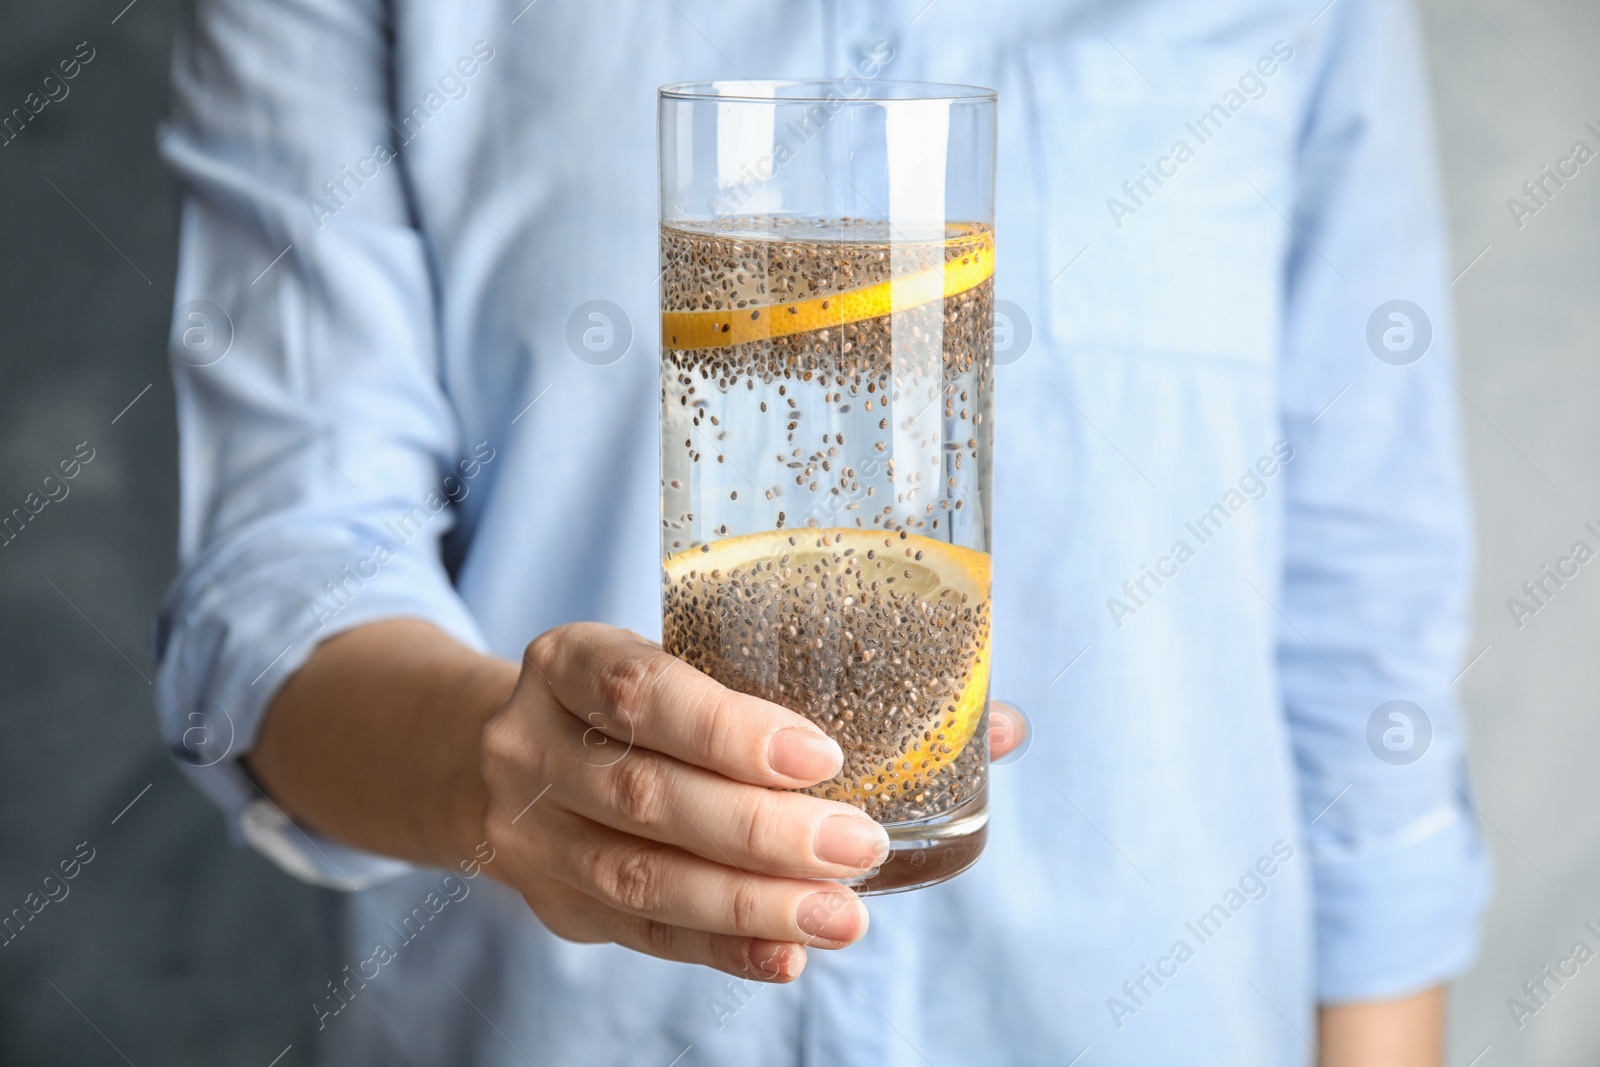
left=814, top=814, right=891, bottom=869
left=768, top=728, right=843, bottom=781
left=796, top=891, right=867, bottom=943
left=746, top=940, right=801, bottom=981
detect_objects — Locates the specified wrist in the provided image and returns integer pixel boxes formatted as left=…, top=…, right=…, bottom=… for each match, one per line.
left=249, top=620, right=521, bottom=872
left=444, top=651, right=521, bottom=862
left=1318, top=986, right=1444, bottom=1067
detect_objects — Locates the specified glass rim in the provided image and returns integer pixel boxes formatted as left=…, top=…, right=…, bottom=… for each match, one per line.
left=658, top=78, right=997, bottom=105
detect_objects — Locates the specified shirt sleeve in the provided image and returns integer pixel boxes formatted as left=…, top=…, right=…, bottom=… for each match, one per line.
left=154, top=0, right=488, bottom=890
left=1276, top=0, right=1491, bottom=1001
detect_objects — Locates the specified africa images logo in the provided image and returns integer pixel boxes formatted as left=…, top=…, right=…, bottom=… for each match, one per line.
left=1366, top=300, right=1433, bottom=366
left=1365, top=700, right=1432, bottom=766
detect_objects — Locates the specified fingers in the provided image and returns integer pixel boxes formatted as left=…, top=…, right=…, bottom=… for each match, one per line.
left=527, top=872, right=809, bottom=983
left=529, top=623, right=843, bottom=787
left=542, top=811, right=870, bottom=953
left=495, top=622, right=885, bottom=986
left=546, top=721, right=889, bottom=877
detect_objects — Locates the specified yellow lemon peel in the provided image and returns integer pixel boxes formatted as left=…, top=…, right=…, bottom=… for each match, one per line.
left=661, top=231, right=995, bottom=352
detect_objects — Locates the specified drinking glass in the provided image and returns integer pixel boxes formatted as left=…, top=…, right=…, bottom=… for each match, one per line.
left=657, top=79, right=997, bottom=893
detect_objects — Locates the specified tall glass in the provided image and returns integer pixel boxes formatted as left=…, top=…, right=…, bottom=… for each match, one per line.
left=657, top=80, right=997, bottom=894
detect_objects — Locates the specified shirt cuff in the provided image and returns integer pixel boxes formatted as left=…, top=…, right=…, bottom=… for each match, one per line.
left=155, top=518, right=489, bottom=890
left=1311, top=801, right=1492, bottom=1002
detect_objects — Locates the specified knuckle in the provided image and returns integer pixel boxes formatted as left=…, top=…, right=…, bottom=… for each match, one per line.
left=526, top=628, right=564, bottom=674
left=596, top=654, right=648, bottom=713
left=641, top=918, right=679, bottom=957
left=610, top=754, right=670, bottom=827
left=598, top=842, right=663, bottom=913
left=737, top=791, right=780, bottom=861
left=596, top=652, right=669, bottom=722
left=728, top=879, right=762, bottom=937
left=696, top=689, right=742, bottom=765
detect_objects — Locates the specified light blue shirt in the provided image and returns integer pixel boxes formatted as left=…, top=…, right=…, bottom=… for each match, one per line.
left=156, top=0, right=1489, bottom=1063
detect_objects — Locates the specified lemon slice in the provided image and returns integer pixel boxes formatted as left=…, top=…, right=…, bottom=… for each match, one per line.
left=663, top=528, right=991, bottom=809
left=661, top=231, right=995, bottom=352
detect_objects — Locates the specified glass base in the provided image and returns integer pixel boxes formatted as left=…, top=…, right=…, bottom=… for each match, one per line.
left=844, top=792, right=988, bottom=896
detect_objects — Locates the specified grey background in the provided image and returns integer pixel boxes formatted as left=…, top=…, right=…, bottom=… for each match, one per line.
left=0, top=1, right=321, bottom=1065
left=0, top=1, right=1593, bottom=1064
left=1426, top=0, right=1600, bottom=1063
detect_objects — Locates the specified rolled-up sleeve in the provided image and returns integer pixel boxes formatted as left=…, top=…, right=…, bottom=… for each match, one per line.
left=1276, top=0, right=1491, bottom=1000
left=155, top=0, right=487, bottom=888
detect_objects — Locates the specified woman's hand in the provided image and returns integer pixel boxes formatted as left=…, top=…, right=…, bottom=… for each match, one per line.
left=478, top=623, right=890, bottom=983
left=252, top=618, right=1024, bottom=985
